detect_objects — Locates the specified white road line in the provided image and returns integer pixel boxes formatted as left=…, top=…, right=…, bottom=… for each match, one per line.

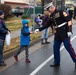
left=29, top=36, right=76, bottom=75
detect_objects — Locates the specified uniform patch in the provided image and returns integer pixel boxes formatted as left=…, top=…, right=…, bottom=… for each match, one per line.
left=55, top=12, right=60, bottom=18
left=63, top=12, right=68, bottom=17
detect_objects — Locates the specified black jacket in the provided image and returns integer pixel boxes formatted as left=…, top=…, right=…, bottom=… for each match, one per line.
left=0, top=18, right=8, bottom=40
left=39, top=9, right=71, bottom=41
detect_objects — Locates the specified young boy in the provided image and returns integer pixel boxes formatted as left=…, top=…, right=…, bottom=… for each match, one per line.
left=14, top=19, right=33, bottom=63
left=0, top=10, right=9, bottom=66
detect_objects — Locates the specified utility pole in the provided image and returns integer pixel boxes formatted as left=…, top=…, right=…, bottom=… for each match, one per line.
left=41, top=0, right=44, bottom=14
left=32, top=0, right=36, bottom=32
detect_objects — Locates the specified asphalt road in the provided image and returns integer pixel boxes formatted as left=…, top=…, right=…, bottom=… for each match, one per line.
left=0, top=24, right=76, bottom=75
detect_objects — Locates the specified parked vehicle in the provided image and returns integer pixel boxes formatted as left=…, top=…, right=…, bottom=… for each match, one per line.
left=11, top=8, right=23, bottom=17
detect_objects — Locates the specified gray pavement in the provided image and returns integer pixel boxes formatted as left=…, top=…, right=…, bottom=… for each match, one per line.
left=0, top=21, right=76, bottom=75
left=11, top=29, right=21, bottom=38
left=11, top=27, right=32, bottom=38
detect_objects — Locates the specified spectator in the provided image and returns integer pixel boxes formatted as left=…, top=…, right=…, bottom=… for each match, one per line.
left=14, top=19, right=33, bottom=63
left=0, top=10, right=9, bottom=66
left=34, top=14, right=42, bottom=28
left=41, top=13, right=52, bottom=44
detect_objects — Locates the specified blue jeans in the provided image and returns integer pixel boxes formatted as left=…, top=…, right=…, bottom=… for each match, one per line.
left=0, top=40, right=4, bottom=63
left=53, top=38, right=76, bottom=64
left=41, top=28, right=49, bottom=39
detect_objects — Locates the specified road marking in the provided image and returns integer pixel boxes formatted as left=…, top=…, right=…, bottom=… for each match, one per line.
left=29, top=35, right=76, bottom=75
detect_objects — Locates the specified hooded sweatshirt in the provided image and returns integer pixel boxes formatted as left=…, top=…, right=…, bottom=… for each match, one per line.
left=20, top=19, right=30, bottom=45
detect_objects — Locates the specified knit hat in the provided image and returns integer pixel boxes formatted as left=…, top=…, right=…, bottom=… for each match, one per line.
left=0, top=10, right=4, bottom=16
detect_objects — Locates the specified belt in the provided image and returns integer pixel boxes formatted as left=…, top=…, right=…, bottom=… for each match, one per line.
left=54, top=22, right=67, bottom=28
left=58, top=22, right=67, bottom=28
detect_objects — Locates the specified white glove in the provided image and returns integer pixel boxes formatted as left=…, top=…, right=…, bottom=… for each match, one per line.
left=67, top=32, right=72, bottom=37
left=34, top=29, right=39, bottom=33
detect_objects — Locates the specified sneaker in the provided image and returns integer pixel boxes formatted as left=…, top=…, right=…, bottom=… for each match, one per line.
left=0, top=62, right=6, bottom=66
left=26, top=59, right=31, bottom=63
left=14, top=56, right=18, bottom=61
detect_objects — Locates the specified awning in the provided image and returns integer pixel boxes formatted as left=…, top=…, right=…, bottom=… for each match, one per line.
left=23, top=5, right=34, bottom=8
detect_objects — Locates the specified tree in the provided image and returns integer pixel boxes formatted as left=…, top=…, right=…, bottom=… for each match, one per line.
left=0, top=4, right=12, bottom=19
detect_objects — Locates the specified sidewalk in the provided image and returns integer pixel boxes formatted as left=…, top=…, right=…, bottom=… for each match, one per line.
left=11, top=27, right=32, bottom=38
left=11, top=29, right=21, bottom=38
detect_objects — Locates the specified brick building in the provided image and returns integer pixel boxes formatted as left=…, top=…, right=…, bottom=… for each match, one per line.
left=0, top=0, right=29, bottom=8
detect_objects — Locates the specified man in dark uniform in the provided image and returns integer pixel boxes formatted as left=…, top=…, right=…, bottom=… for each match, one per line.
left=34, top=3, right=76, bottom=69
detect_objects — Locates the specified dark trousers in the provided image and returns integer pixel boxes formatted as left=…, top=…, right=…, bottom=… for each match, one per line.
left=0, top=40, right=4, bottom=63
left=14, top=45, right=29, bottom=59
left=53, top=38, right=76, bottom=64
